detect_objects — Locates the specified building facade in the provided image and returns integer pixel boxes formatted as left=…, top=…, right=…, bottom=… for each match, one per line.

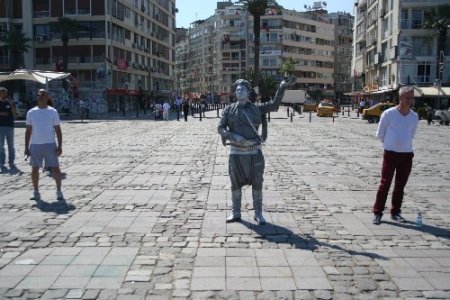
left=352, top=0, right=450, bottom=109
left=0, top=0, right=176, bottom=112
left=176, top=2, right=354, bottom=102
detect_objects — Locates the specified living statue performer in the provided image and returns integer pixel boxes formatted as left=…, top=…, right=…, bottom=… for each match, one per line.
left=218, top=77, right=293, bottom=225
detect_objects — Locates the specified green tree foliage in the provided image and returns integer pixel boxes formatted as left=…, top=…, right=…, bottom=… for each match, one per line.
left=423, top=5, right=450, bottom=79
left=1, top=29, right=31, bottom=70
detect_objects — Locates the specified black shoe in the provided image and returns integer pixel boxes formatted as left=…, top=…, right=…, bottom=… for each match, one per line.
left=226, top=213, right=241, bottom=223
left=391, top=214, right=406, bottom=223
left=373, top=214, right=382, bottom=225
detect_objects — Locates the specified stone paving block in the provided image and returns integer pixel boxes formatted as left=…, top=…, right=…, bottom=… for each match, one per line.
left=86, top=277, right=124, bottom=289
left=15, top=275, right=58, bottom=290
left=191, top=277, right=225, bottom=290
left=258, top=266, right=291, bottom=277
left=226, top=266, right=259, bottom=277
left=260, top=277, right=297, bottom=290
left=226, top=257, right=257, bottom=267
left=61, top=265, right=97, bottom=277
left=226, top=277, right=261, bottom=291
left=391, top=277, right=435, bottom=291
left=51, top=276, right=90, bottom=289
left=192, top=266, right=225, bottom=277
left=0, top=264, right=34, bottom=277
left=196, top=248, right=225, bottom=257
left=93, top=265, right=129, bottom=277
left=194, top=256, right=225, bottom=267
left=294, top=276, right=332, bottom=290
left=0, top=276, right=24, bottom=288
left=29, top=264, right=66, bottom=276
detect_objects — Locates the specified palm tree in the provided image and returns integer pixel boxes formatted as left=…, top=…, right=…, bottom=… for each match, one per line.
left=423, top=5, right=450, bottom=80
left=52, top=17, right=79, bottom=74
left=258, top=73, right=278, bottom=102
left=1, top=28, right=31, bottom=70
left=280, top=57, right=296, bottom=78
left=237, top=0, right=282, bottom=87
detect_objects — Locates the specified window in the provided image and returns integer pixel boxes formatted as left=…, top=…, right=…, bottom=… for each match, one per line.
left=417, top=62, right=431, bottom=83
left=64, top=0, right=90, bottom=15
left=411, top=9, right=423, bottom=29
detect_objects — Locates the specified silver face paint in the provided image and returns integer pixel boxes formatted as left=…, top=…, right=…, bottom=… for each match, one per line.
left=235, top=85, right=249, bottom=105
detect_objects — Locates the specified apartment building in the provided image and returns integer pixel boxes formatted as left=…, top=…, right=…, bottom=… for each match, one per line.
left=177, top=2, right=354, bottom=102
left=352, top=0, right=450, bottom=109
left=0, top=0, right=176, bottom=111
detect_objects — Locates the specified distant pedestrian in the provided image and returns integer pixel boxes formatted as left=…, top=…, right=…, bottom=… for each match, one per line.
left=359, top=99, right=366, bottom=113
left=426, top=105, right=434, bottom=125
left=0, top=86, right=16, bottom=172
left=163, top=101, right=170, bottom=121
left=182, top=100, right=190, bottom=122
left=372, top=86, right=418, bottom=225
left=24, top=89, right=64, bottom=202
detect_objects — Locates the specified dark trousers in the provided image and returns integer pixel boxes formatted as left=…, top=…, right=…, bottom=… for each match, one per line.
left=373, top=150, right=413, bottom=215
left=183, top=110, right=189, bottom=121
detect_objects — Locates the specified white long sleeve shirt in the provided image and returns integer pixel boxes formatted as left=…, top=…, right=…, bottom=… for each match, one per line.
left=376, top=107, right=418, bottom=153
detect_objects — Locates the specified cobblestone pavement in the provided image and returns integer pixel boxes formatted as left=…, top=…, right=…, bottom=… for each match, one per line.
left=0, top=109, right=449, bottom=299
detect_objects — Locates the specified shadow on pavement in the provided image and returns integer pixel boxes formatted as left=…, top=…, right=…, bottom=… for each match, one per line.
left=33, top=199, right=75, bottom=214
left=384, top=220, right=450, bottom=240
left=239, top=219, right=388, bottom=260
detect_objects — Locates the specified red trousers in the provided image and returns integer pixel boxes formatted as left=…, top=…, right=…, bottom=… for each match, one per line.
left=373, top=150, right=414, bottom=215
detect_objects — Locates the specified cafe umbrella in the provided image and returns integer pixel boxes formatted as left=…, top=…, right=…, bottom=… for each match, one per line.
left=0, top=69, right=71, bottom=85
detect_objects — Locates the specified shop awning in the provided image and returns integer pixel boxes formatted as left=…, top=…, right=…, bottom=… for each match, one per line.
left=419, top=87, right=441, bottom=96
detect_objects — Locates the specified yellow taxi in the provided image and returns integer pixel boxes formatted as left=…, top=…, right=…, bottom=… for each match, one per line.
left=316, top=101, right=336, bottom=117
left=362, top=102, right=395, bottom=123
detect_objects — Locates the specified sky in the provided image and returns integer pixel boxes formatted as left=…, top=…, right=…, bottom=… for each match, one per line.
left=176, top=0, right=355, bottom=28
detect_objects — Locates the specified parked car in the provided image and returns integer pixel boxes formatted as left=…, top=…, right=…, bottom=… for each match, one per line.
left=316, top=101, right=336, bottom=117
left=435, top=109, right=450, bottom=125
left=362, top=102, right=395, bottom=123
left=303, top=99, right=317, bottom=112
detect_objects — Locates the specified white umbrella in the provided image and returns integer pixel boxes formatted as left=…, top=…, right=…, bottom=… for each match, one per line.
left=0, top=69, right=71, bottom=84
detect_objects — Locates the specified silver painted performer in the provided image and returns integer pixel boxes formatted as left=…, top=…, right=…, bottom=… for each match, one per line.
left=218, top=78, right=292, bottom=225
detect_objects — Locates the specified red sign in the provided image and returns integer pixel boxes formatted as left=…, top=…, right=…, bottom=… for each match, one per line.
left=116, top=58, right=128, bottom=70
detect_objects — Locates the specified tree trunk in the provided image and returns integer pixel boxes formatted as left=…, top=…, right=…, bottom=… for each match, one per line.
left=62, top=35, right=69, bottom=90
left=253, top=15, right=261, bottom=87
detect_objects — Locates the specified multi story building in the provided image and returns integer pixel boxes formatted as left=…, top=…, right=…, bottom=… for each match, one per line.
left=352, top=0, right=450, bottom=109
left=0, top=0, right=176, bottom=112
left=177, top=2, right=354, bottom=102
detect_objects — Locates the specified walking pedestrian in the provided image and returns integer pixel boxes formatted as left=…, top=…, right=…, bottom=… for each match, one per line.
left=24, top=89, right=64, bottom=201
left=372, top=86, right=418, bottom=225
left=162, top=100, right=170, bottom=121
left=0, top=86, right=16, bottom=172
left=182, top=99, right=190, bottom=122
left=218, top=77, right=293, bottom=225
left=426, top=105, right=434, bottom=125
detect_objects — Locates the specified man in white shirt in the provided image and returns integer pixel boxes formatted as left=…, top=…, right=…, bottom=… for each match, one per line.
left=372, top=86, right=418, bottom=225
left=162, top=101, right=170, bottom=121
left=25, top=89, right=64, bottom=202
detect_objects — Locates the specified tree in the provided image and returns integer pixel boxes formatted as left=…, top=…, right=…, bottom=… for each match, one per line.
left=423, top=5, right=450, bottom=80
left=237, top=0, right=282, bottom=87
left=258, top=73, right=278, bottom=102
left=52, top=17, right=79, bottom=74
left=280, top=57, right=296, bottom=77
left=1, top=28, right=31, bottom=70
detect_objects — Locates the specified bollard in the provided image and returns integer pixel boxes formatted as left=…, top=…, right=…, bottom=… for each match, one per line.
left=342, top=107, right=344, bottom=116
left=177, top=109, right=179, bottom=121
left=357, top=109, right=360, bottom=118
left=287, top=107, right=290, bottom=117
left=268, top=112, right=271, bottom=122
left=332, top=116, right=335, bottom=123
left=217, top=107, right=220, bottom=118
left=309, top=111, right=312, bottom=123
left=347, top=108, right=350, bottom=117
left=290, top=112, right=293, bottom=122
left=199, top=110, right=202, bottom=121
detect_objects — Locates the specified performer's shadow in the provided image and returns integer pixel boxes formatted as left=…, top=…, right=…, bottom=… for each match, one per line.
left=33, top=199, right=76, bottom=214
left=239, top=219, right=387, bottom=260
